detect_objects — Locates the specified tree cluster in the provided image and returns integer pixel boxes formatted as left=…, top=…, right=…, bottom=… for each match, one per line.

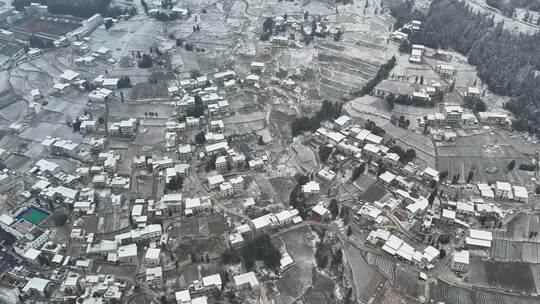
left=364, top=119, right=385, bottom=137
left=260, top=17, right=275, bottom=41
left=388, top=0, right=417, bottom=29
left=360, top=56, right=396, bottom=96
left=386, top=93, right=435, bottom=108
left=166, top=176, right=183, bottom=191
left=195, top=131, right=206, bottom=145
left=187, top=95, right=205, bottom=117
left=290, top=100, right=342, bottom=137
left=117, top=76, right=132, bottom=88
left=351, top=163, right=366, bottom=181
left=289, top=174, right=310, bottom=219
left=222, top=249, right=241, bottom=264
left=138, top=53, right=153, bottom=68
left=54, top=212, right=68, bottom=226
left=318, top=145, right=333, bottom=163
left=105, top=19, right=114, bottom=30
left=240, top=234, right=281, bottom=270
left=389, top=145, right=416, bottom=164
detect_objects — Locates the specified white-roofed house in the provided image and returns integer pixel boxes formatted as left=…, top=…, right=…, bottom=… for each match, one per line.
left=117, top=243, right=137, bottom=264
left=233, top=271, right=260, bottom=294
left=466, top=229, right=492, bottom=249
left=310, top=203, right=330, bottom=221
left=22, top=277, right=50, bottom=297
left=201, top=273, right=222, bottom=290
left=145, top=247, right=161, bottom=265
left=146, top=266, right=163, bottom=287
left=175, top=290, right=191, bottom=304
left=207, top=174, right=225, bottom=190
left=451, top=250, right=469, bottom=272
left=334, top=115, right=351, bottom=130
left=302, top=181, right=320, bottom=197
left=495, top=181, right=512, bottom=199
left=378, top=171, right=397, bottom=186
left=252, top=213, right=278, bottom=233
left=422, top=167, right=439, bottom=182
left=513, top=185, right=528, bottom=203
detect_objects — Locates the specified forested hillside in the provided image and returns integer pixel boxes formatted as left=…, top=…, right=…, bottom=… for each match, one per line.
left=411, top=0, right=540, bottom=134
left=47, top=0, right=111, bottom=18
left=486, top=0, right=540, bottom=17
left=13, top=0, right=112, bottom=17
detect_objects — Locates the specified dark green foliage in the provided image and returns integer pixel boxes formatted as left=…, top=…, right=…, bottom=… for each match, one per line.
left=329, top=199, right=339, bottom=219
left=438, top=233, right=450, bottom=244
left=187, top=106, right=205, bottom=118
left=47, top=0, right=111, bottom=18
left=195, top=131, right=206, bottom=145
left=117, top=76, right=132, bottom=88
left=519, top=163, right=535, bottom=171
left=141, top=0, right=148, bottom=13
left=400, top=149, right=416, bottom=163
left=54, top=213, right=68, bottom=226
left=439, top=171, right=448, bottom=179
left=386, top=93, right=436, bottom=108
left=388, top=0, right=416, bottom=29
left=240, top=234, right=281, bottom=269
left=318, top=145, right=333, bottom=163
left=428, top=189, right=437, bottom=205
left=260, top=17, right=274, bottom=41
left=364, top=119, right=385, bottom=136
left=465, top=99, right=487, bottom=113
left=398, top=39, right=411, bottom=53
left=331, top=249, right=343, bottom=267
left=466, top=170, right=474, bottom=183
left=389, top=145, right=415, bottom=163
left=205, top=155, right=217, bottom=172
left=166, top=176, right=183, bottom=191
left=361, top=56, right=396, bottom=95
left=289, top=174, right=310, bottom=219
left=315, top=242, right=328, bottom=268
left=29, top=35, right=47, bottom=49
left=333, top=29, right=343, bottom=41
left=512, top=118, right=530, bottom=132
left=13, top=0, right=32, bottom=11
left=138, top=53, right=153, bottom=68
left=105, top=19, right=113, bottom=30
left=351, top=163, right=365, bottom=181
left=222, top=249, right=241, bottom=264
left=507, top=160, right=516, bottom=171
left=291, top=101, right=341, bottom=137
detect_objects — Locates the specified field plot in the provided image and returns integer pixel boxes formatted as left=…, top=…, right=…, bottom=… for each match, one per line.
left=272, top=227, right=317, bottom=303
left=109, top=102, right=174, bottom=119
left=130, top=82, right=169, bottom=100
left=17, top=17, right=81, bottom=36
left=431, top=279, right=540, bottom=304
left=343, top=244, right=386, bottom=302
left=490, top=214, right=540, bottom=263
left=436, top=133, right=527, bottom=183
left=360, top=183, right=387, bottom=203
left=468, top=258, right=536, bottom=294
left=223, top=111, right=266, bottom=136
left=378, top=288, right=416, bottom=304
